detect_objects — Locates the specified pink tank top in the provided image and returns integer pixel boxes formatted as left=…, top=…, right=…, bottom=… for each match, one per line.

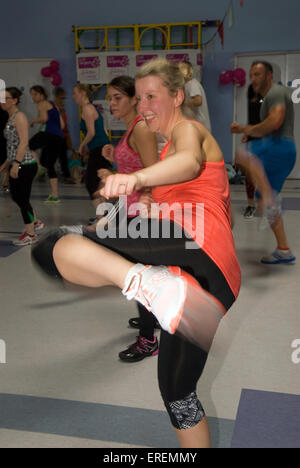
left=114, top=116, right=144, bottom=216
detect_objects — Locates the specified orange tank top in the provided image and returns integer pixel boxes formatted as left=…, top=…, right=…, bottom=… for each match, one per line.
left=151, top=140, right=241, bottom=299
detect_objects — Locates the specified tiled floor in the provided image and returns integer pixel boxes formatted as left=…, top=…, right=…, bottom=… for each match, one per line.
left=0, top=179, right=299, bottom=448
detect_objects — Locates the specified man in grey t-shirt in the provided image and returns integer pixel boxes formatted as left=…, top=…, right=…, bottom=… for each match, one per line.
left=260, top=82, right=294, bottom=139
left=231, top=61, right=296, bottom=264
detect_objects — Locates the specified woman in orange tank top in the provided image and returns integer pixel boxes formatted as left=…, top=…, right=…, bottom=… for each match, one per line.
left=32, top=59, right=241, bottom=449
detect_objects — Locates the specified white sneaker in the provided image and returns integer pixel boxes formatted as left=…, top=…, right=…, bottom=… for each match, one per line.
left=13, top=232, right=38, bottom=246
left=122, top=264, right=184, bottom=334
left=122, top=264, right=225, bottom=341
left=261, top=248, right=296, bottom=264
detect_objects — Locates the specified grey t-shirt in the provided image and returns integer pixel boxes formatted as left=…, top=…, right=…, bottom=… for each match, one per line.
left=260, top=83, right=294, bottom=139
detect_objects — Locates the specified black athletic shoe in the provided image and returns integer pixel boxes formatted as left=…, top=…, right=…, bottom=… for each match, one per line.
left=119, top=336, right=159, bottom=362
left=243, top=205, right=256, bottom=219
left=128, top=317, right=160, bottom=329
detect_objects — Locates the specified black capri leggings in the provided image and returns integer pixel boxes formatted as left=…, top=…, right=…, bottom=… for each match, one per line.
left=9, top=163, right=37, bottom=224
left=29, top=131, right=64, bottom=179
left=85, top=146, right=113, bottom=199
left=32, top=218, right=235, bottom=428
left=83, top=221, right=235, bottom=426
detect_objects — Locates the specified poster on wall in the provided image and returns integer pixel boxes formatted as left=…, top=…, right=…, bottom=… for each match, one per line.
left=77, top=54, right=103, bottom=84
left=77, top=49, right=202, bottom=84
left=135, top=53, right=159, bottom=70
left=105, top=53, right=134, bottom=82
left=134, top=50, right=202, bottom=81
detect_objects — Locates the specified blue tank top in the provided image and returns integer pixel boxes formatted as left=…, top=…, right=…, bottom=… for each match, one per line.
left=45, top=102, right=63, bottom=138
left=80, top=109, right=110, bottom=150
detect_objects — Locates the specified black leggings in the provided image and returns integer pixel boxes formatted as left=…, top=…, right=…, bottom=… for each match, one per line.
left=29, top=131, right=64, bottom=179
left=58, top=139, right=70, bottom=178
left=9, top=163, right=37, bottom=225
left=32, top=219, right=235, bottom=428
left=85, top=146, right=113, bottom=199
left=137, top=302, right=157, bottom=340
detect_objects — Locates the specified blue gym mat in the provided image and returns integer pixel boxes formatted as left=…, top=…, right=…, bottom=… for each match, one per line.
left=231, top=389, right=300, bottom=448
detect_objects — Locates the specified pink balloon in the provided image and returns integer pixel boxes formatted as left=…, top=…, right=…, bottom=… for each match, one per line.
left=233, top=68, right=246, bottom=83
left=50, top=60, right=60, bottom=72
left=51, top=73, right=62, bottom=86
left=219, top=70, right=234, bottom=85
left=41, top=66, right=52, bottom=77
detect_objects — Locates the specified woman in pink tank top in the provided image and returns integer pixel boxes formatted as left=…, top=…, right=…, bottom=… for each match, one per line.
left=99, top=76, right=158, bottom=216
left=98, top=76, right=161, bottom=362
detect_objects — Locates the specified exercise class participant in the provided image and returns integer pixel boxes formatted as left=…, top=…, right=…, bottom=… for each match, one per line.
left=29, top=85, right=64, bottom=204
left=32, top=59, right=241, bottom=448
left=72, top=84, right=112, bottom=214
left=99, top=75, right=159, bottom=362
left=231, top=61, right=296, bottom=264
left=1, top=87, right=44, bottom=245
